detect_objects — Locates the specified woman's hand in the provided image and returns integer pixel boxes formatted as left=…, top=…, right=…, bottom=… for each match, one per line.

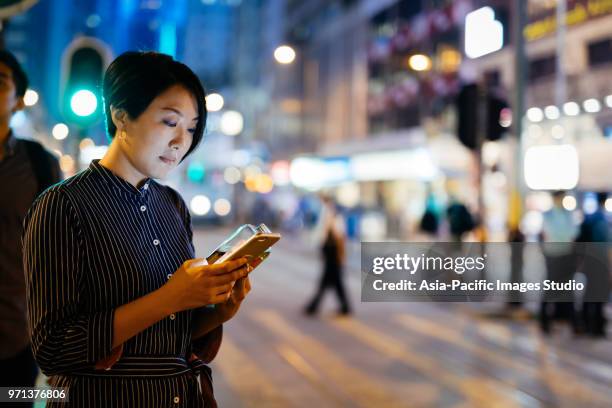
left=214, top=274, right=252, bottom=323
left=163, top=257, right=249, bottom=314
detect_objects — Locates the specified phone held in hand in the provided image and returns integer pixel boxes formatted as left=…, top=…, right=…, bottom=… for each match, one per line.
left=206, top=223, right=281, bottom=268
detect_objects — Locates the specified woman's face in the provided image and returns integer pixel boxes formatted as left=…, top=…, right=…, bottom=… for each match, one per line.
left=119, top=84, right=198, bottom=180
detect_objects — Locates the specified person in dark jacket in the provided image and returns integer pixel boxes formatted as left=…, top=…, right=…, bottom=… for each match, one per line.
left=305, top=195, right=352, bottom=316
left=576, top=192, right=610, bottom=337
left=0, top=50, right=61, bottom=405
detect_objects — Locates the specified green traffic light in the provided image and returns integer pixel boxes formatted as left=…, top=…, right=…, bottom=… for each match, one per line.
left=187, top=162, right=206, bottom=183
left=70, top=89, right=98, bottom=117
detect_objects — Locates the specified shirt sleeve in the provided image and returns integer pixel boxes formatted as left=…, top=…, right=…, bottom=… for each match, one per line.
left=191, top=325, right=223, bottom=364
left=22, top=189, right=115, bottom=376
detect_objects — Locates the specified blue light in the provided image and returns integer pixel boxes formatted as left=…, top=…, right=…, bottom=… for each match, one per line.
left=187, top=162, right=206, bottom=183
left=10, top=111, right=26, bottom=128
left=159, top=22, right=177, bottom=57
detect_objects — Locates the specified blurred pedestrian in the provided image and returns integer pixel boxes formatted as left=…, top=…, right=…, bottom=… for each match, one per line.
left=576, top=192, right=610, bottom=337
left=22, top=52, right=252, bottom=407
left=0, top=50, right=61, bottom=402
left=446, top=200, right=474, bottom=242
left=539, top=191, right=579, bottom=334
left=507, top=226, right=525, bottom=311
left=305, top=195, right=352, bottom=316
left=419, top=188, right=440, bottom=239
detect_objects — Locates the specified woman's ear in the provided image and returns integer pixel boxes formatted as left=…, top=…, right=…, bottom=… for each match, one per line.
left=110, top=106, right=128, bottom=134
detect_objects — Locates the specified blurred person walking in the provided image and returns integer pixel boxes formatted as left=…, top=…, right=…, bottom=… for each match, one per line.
left=419, top=188, right=440, bottom=240
left=506, top=227, right=526, bottom=313
left=0, top=50, right=61, bottom=403
left=446, top=200, right=474, bottom=242
left=539, top=191, right=579, bottom=334
left=305, top=195, right=352, bottom=316
left=576, top=192, right=610, bottom=337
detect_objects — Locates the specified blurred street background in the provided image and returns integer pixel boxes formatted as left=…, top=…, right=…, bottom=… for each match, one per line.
left=3, top=0, right=612, bottom=406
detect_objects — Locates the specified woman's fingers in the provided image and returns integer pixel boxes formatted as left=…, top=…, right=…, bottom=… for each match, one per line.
left=206, top=258, right=248, bottom=275
left=213, top=283, right=233, bottom=296
left=232, top=276, right=251, bottom=301
left=211, top=266, right=249, bottom=286
left=209, top=292, right=232, bottom=304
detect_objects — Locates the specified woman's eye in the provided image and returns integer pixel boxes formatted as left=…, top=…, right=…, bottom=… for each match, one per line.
left=163, top=119, right=177, bottom=127
left=188, top=128, right=196, bottom=134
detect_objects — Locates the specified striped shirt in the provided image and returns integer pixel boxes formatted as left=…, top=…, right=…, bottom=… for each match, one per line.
left=22, top=159, right=221, bottom=407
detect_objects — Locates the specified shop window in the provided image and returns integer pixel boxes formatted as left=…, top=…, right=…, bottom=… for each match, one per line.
left=588, top=37, right=612, bottom=67
left=528, top=54, right=556, bottom=82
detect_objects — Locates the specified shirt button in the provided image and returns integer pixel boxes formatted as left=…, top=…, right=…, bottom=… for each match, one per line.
left=167, top=274, right=172, bottom=280
left=153, top=239, right=160, bottom=246
left=140, top=205, right=147, bottom=212
left=173, top=396, right=180, bottom=404
left=169, top=313, right=176, bottom=320
left=144, top=183, right=149, bottom=190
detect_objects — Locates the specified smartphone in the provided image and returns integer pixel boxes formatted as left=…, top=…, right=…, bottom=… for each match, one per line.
left=212, top=233, right=281, bottom=266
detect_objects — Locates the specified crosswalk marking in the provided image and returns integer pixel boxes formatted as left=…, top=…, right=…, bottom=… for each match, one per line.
left=450, top=307, right=612, bottom=387
left=394, top=313, right=611, bottom=406
left=213, top=337, right=289, bottom=407
left=252, top=309, right=408, bottom=408
left=330, top=316, right=532, bottom=408
left=276, top=343, right=350, bottom=407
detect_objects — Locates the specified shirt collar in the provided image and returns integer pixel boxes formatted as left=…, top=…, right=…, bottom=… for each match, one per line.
left=90, top=159, right=151, bottom=197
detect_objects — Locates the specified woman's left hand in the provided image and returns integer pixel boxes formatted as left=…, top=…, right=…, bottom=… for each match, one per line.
left=215, top=269, right=252, bottom=323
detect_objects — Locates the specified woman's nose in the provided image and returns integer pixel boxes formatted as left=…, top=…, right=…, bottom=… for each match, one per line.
left=170, top=128, right=190, bottom=150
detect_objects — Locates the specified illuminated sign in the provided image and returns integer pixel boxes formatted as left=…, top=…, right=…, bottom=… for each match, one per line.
left=524, top=145, right=579, bottom=190
left=465, top=7, right=504, bottom=58
left=524, top=0, right=612, bottom=41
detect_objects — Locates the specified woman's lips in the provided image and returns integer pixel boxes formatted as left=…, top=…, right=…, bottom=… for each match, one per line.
left=159, top=156, right=176, bottom=165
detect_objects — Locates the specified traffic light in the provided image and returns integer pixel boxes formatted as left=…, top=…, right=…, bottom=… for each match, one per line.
left=187, top=161, right=206, bottom=183
left=486, top=93, right=508, bottom=142
left=456, top=83, right=479, bottom=150
left=456, top=83, right=509, bottom=149
left=61, top=39, right=108, bottom=128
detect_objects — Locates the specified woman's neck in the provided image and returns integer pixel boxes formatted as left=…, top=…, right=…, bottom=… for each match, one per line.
left=99, top=141, right=148, bottom=188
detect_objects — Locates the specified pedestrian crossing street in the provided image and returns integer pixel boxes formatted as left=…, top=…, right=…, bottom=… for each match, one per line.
left=195, top=229, right=612, bottom=408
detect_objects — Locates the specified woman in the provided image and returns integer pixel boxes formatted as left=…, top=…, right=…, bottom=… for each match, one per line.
left=22, top=51, right=251, bottom=407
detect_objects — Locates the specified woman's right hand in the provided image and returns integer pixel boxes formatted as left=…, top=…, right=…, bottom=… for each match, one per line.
left=163, top=258, right=250, bottom=313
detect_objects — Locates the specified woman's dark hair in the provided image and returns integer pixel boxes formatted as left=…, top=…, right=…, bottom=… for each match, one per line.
left=102, top=51, right=207, bottom=159
left=0, top=50, right=29, bottom=97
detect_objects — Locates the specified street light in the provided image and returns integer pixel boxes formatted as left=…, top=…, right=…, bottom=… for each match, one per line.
left=583, top=98, right=601, bottom=113
left=274, top=45, right=296, bottom=64
left=52, top=123, right=69, bottom=140
left=190, top=195, right=211, bottom=216
left=526, top=107, right=543, bottom=122
left=206, top=93, right=224, bottom=112
left=563, top=101, right=580, bottom=116
left=408, top=54, right=432, bottom=71
left=213, top=199, right=231, bottom=216
left=544, top=105, right=560, bottom=120
left=24, top=89, right=39, bottom=106
left=220, top=110, right=244, bottom=136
